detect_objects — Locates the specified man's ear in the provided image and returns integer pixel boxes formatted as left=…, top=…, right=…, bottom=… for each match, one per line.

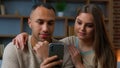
left=28, top=18, right=32, bottom=28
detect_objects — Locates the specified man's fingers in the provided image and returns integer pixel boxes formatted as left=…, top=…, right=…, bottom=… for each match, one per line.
left=44, top=60, right=62, bottom=68
left=41, top=55, right=62, bottom=68
left=43, top=55, right=58, bottom=65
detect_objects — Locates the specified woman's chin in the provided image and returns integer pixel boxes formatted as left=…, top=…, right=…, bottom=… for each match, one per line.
left=78, top=36, right=85, bottom=40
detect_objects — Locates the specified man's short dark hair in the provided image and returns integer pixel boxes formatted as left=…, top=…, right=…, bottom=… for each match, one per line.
left=31, top=3, right=56, bottom=14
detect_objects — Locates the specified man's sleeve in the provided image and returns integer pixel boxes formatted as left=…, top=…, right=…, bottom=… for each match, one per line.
left=1, top=42, right=19, bottom=68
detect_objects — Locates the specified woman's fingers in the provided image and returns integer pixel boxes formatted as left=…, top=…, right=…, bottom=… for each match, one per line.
left=12, top=32, right=28, bottom=50
left=68, top=45, right=77, bottom=55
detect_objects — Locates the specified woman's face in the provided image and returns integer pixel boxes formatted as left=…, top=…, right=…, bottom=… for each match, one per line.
left=74, top=13, right=95, bottom=41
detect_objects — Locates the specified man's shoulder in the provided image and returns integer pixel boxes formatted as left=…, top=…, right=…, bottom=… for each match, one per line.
left=5, top=42, right=15, bottom=49
left=4, top=42, right=17, bottom=53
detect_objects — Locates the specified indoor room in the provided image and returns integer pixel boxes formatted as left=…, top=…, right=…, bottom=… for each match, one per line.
left=0, top=0, right=120, bottom=68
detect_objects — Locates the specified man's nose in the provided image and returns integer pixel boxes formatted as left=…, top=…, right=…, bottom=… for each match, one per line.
left=42, top=24, right=49, bottom=32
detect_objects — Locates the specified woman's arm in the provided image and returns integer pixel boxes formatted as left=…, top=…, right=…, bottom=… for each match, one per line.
left=12, top=32, right=28, bottom=50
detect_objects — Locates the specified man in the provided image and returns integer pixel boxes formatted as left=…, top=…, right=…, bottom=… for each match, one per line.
left=2, top=3, right=73, bottom=68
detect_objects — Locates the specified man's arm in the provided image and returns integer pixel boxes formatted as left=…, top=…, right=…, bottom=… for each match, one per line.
left=1, top=42, right=19, bottom=68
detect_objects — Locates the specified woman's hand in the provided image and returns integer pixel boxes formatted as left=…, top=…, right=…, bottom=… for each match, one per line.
left=68, top=45, right=85, bottom=68
left=12, top=32, right=28, bottom=50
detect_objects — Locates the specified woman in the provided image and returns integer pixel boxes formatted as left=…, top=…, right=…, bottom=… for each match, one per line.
left=13, top=4, right=117, bottom=68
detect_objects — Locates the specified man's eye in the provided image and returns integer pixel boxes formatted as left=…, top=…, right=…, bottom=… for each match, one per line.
left=48, top=22, right=54, bottom=25
left=35, top=20, right=43, bottom=24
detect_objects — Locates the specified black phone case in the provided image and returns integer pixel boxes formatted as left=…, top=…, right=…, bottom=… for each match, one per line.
left=49, top=43, right=64, bottom=60
left=49, top=43, right=64, bottom=68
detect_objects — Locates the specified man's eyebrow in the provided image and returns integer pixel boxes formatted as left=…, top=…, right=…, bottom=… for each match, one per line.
left=37, top=19, right=44, bottom=21
left=48, top=20, right=55, bottom=22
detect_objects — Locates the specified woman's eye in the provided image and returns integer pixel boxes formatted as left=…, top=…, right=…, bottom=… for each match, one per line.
left=86, top=24, right=94, bottom=28
left=77, top=21, right=82, bottom=25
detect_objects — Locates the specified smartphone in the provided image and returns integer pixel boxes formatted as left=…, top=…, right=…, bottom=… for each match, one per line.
left=49, top=43, right=64, bottom=60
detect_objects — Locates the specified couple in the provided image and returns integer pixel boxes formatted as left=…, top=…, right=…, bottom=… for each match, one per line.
left=2, top=3, right=116, bottom=68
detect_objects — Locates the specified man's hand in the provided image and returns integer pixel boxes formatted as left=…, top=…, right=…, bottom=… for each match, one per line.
left=33, top=41, right=63, bottom=68
left=40, top=55, right=63, bottom=68
left=12, top=32, right=28, bottom=50
left=33, top=41, right=49, bottom=60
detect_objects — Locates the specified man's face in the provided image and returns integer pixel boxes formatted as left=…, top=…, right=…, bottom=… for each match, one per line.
left=28, top=6, right=56, bottom=42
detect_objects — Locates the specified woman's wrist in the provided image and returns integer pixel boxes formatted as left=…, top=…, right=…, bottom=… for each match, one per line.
left=75, top=62, right=84, bottom=68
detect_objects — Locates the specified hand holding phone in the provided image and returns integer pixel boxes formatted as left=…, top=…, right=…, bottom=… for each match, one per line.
left=40, top=55, right=62, bottom=68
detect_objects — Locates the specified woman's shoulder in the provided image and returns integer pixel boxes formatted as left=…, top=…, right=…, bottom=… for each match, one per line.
left=60, top=36, right=77, bottom=45
left=60, top=36, right=77, bottom=41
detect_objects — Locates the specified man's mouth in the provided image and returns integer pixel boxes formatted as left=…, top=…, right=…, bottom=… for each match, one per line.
left=40, top=34, right=50, bottom=38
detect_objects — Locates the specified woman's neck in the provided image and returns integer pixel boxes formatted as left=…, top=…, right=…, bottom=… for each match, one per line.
left=79, top=39, right=93, bottom=52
